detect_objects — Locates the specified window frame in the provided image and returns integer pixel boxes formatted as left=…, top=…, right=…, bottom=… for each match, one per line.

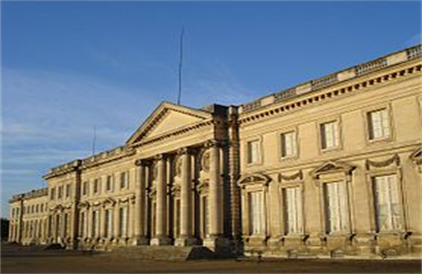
left=318, top=118, right=342, bottom=152
left=278, top=128, right=299, bottom=160
left=244, top=136, right=263, bottom=166
left=362, top=103, right=394, bottom=145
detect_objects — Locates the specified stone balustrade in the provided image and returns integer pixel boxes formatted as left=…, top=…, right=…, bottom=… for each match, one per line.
left=240, top=44, right=421, bottom=114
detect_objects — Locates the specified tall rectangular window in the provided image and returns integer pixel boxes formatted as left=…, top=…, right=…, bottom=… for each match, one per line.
left=320, top=121, right=339, bottom=149
left=202, top=196, right=209, bottom=237
left=92, top=210, right=100, bottom=237
left=324, top=182, right=349, bottom=233
left=119, top=207, right=128, bottom=237
left=93, top=179, right=100, bottom=194
left=247, top=140, right=260, bottom=164
left=65, top=184, right=71, bottom=198
left=105, top=209, right=113, bottom=237
left=120, top=172, right=128, bottom=189
left=249, top=191, right=264, bottom=235
left=373, top=175, right=402, bottom=231
left=367, top=109, right=390, bottom=140
left=58, top=186, right=63, bottom=199
left=50, top=188, right=56, bottom=200
left=283, top=187, right=303, bottom=235
left=281, top=131, right=297, bottom=158
left=82, top=182, right=88, bottom=196
left=106, top=175, right=113, bottom=192
left=80, top=212, right=86, bottom=237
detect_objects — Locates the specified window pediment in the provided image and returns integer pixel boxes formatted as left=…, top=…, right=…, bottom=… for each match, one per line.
left=410, top=148, right=422, bottom=165
left=311, top=161, right=355, bottom=179
left=237, top=173, right=272, bottom=188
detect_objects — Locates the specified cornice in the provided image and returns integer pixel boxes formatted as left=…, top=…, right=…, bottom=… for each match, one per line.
left=238, top=61, right=421, bottom=126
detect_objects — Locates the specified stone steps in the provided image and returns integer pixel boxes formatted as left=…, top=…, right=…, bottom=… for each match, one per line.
left=105, top=246, right=216, bottom=261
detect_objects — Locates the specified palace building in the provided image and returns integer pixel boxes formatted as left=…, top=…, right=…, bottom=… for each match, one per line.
left=8, top=45, right=422, bottom=259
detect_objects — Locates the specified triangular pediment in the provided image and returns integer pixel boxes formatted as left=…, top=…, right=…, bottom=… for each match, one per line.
left=310, top=160, right=355, bottom=179
left=410, top=147, right=422, bottom=165
left=126, top=101, right=213, bottom=145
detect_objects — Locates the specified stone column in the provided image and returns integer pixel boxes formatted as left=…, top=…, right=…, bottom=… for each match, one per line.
left=175, top=148, right=196, bottom=246
left=204, top=140, right=227, bottom=251
left=100, top=207, right=106, bottom=240
left=113, top=204, right=120, bottom=241
left=133, top=160, right=149, bottom=245
left=151, top=154, right=170, bottom=245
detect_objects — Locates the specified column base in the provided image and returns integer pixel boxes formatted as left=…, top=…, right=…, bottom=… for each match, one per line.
left=150, top=236, right=172, bottom=246
left=132, top=236, right=150, bottom=246
left=174, top=235, right=197, bottom=247
left=203, top=235, right=230, bottom=252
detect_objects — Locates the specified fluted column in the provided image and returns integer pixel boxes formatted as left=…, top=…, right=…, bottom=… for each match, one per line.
left=175, top=148, right=196, bottom=246
left=133, top=160, right=149, bottom=245
left=151, top=154, right=171, bottom=245
left=204, top=140, right=227, bottom=251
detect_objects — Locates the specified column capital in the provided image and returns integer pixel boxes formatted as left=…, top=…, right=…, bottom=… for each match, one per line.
left=134, top=159, right=152, bottom=167
left=204, top=140, right=222, bottom=149
left=177, top=147, right=192, bottom=156
left=154, top=154, right=167, bottom=161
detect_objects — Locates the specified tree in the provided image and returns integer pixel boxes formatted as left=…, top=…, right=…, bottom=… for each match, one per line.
left=1, top=218, right=10, bottom=240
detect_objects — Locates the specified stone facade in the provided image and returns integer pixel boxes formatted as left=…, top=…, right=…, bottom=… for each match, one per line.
left=9, top=45, right=422, bottom=259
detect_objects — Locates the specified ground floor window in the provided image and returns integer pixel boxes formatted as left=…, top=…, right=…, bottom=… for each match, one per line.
left=80, top=212, right=86, bottom=237
left=119, top=207, right=128, bottom=237
left=92, top=210, right=100, bottom=238
left=283, top=187, right=303, bottom=235
left=201, top=196, right=209, bottom=238
left=105, top=209, right=113, bottom=237
left=373, top=175, right=402, bottom=232
left=249, top=191, right=264, bottom=235
left=324, top=181, right=349, bottom=233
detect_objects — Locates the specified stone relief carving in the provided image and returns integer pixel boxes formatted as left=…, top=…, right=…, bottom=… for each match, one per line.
left=278, top=170, right=303, bottom=182
left=366, top=154, right=400, bottom=169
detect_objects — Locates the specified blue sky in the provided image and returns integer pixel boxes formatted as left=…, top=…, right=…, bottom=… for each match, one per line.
left=1, top=1, right=421, bottom=217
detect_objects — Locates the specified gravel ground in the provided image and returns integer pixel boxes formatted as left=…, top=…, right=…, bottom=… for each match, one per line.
left=1, top=243, right=421, bottom=273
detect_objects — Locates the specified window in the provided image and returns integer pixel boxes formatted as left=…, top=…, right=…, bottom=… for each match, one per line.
left=65, top=184, right=71, bottom=198
left=63, top=214, right=68, bottom=237
left=105, top=209, right=113, bottom=237
left=80, top=212, right=87, bottom=237
left=283, top=187, right=303, bottom=235
left=324, top=182, right=349, bottom=233
left=82, top=181, right=88, bottom=196
left=92, top=210, right=100, bottom=238
left=93, top=179, right=100, bottom=194
left=120, top=172, right=128, bottom=189
left=58, top=186, right=63, bottom=199
left=320, top=121, right=340, bottom=149
left=36, top=204, right=39, bottom=213
left=373, top=175, right=402, bottom=232
left=202, top=196, right=209, bottom=237
left=119, top=207, right=128, bottom=237
left=106, top=175, right=113, bottom=192
left=50, top=188, right=56, bottom=200
left=280, top=131, right=297, bottom=158
left=367, top=109, right=390, bottom=140
left=249, top=191, right=264, bottom=235
left=247, top=140, right=260, bottom=164
left=40, top=204, right=44, bottom=212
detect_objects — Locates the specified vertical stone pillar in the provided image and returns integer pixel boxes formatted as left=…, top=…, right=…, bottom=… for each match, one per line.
left=151, top=154, right=171, bottom=245
left=100, top=207, right=106, bottom=239
left=133, top=160, right=149, bottom=245
left=113, top=204, right=120, bottom=241
left=204, top=140, right=228, bottom=251
left=175, top=148, right=196, bottom=246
